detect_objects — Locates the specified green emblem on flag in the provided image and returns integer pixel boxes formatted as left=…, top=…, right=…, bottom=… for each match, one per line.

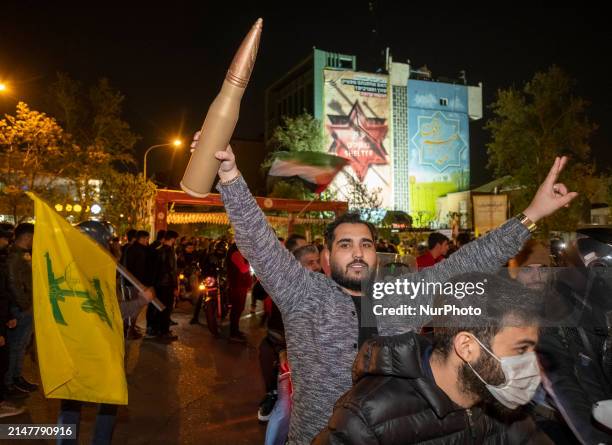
left=45, top=252, right=112, bottom=328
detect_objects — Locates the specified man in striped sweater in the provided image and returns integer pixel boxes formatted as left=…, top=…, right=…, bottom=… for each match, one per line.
left=214, top=146, right=576, bottom=444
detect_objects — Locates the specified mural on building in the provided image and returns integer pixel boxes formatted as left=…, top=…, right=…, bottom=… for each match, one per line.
left=323, top=69, right=393, bottom=208
left=407, top=80, right=470, bottom=226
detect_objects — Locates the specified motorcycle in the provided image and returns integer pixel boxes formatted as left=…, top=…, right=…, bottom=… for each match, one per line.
left=177, top=272, right=191, bottom=304
left=190, top=264, right=230, bottom=336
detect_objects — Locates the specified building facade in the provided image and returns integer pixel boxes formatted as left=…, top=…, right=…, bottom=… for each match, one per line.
left=264, top=48, right=483, bottom=227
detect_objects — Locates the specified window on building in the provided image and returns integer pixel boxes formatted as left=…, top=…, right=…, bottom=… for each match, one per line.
left=341, top=60, right=352, bottom=69
left=440, top=98, right=449, bottom=106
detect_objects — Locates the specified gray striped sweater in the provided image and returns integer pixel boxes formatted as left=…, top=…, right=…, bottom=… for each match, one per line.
left=218, top=176, right=530, bottom=444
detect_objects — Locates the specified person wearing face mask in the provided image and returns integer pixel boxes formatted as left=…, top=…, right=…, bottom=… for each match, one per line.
left=314, top=272, right=551, bottom=445
left=214, top=142, right=576, bottom=443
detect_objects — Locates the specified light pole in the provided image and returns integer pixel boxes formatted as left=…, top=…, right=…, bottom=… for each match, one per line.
left=143, top=139, right=182, bottom=180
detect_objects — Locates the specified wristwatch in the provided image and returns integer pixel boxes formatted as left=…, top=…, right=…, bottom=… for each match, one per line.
left=516, top=212, right=537, bottom=233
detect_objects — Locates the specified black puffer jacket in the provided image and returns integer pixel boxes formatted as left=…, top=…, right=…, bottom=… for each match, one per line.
left=313, top=332, right=549, bottom=445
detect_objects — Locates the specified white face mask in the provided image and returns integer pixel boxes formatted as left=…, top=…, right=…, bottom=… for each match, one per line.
left=466, top=335, right=541, bottom=409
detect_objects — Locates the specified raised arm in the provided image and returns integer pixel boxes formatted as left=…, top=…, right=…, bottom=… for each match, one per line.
left=420, top=156, right=577, bottom=283
left=215, top=145, right=311, bottom=313
left=379, top=157, right=578, bottom=334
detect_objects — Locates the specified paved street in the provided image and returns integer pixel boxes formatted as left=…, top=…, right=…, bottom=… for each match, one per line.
left=1, top=302, right=268, bottom=444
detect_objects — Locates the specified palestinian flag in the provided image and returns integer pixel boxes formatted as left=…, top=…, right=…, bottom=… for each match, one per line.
left=268, top=151, right=349, bottom=193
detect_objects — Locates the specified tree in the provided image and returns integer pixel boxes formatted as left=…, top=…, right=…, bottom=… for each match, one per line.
left=264, top=112, right=383, bottom=221
left=263, top=113, right=325, bottom=200
left=268, top=179, right=311, bottom=200
left=46, top=73, right=140, bottom=220
left=268, top=113, right=324, bottom=153
left=486, top=66, right=599, bottom=235
left=341, top=171, right=383, bottom=223
left=99, top=171, right=157, bottom=233
left=0, top=102, right=69, bottom=222
left=263, top=113, right=324, bottom=171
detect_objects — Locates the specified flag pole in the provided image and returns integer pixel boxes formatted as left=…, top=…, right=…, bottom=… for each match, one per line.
left=295, top=194, right=319, bottom=220
left=116, top=263, right=166, bottom=312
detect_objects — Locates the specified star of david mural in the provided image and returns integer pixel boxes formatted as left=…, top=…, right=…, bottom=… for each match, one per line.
left=411, top=111, right=467, bottom=173
left=326, top=101, right=388, bottom=181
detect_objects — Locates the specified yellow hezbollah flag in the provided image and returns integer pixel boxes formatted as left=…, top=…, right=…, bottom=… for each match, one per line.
left=28, top=193, right=127, bottom=405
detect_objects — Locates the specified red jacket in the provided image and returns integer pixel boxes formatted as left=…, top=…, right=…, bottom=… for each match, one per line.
left=416, top=252, right=444, bottom=270
left=226, top=244, right=252, bottom=289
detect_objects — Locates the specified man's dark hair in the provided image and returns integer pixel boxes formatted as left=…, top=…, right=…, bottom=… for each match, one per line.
left=428, top=232, right=450, bottom=250
left=126, top=229, right=137, bottom=242
left=285, top=234, right=307, bottom=253
left=432, top=272, right=542, bottom=358
left=293, top=244, right=319, bottom=262
left=156, top=230, right=166, bottom=241
left=136, top=230, right=150, bottom=240
left=164, top=230, right=179, bottom=240
left=456, top=232, right=472, bottom=247
left=0, top=222, right=14, bottom=240
left=324, top=212, right=377, bottom=251
left=14, top=223, right=34, bottom=240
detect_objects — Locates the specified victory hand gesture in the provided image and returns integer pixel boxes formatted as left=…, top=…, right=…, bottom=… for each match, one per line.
left=523, top=156, right=578, bottom=223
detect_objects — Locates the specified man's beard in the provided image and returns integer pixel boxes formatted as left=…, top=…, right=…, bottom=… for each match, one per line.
left=458, top=349, right=510, bottom=414
left=331, top=259, right=372, bottom=291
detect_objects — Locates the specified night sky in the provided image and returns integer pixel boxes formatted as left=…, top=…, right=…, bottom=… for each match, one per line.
left=1, top=3, right=610, bottom=188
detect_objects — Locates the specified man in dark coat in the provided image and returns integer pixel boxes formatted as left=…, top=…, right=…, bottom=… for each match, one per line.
left=148, top=230, right=179, bottom=341
left=314, top=273, right=551, bottom=444
left=0, top=224, right=25, bottom=416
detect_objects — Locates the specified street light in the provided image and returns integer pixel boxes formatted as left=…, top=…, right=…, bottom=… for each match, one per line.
left=0, top=83, right=6, bottom=92
left=143, top=139, right=182, bottom=179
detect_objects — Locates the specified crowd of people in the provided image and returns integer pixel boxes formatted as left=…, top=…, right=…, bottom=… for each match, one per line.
left=118, top=229, right=256, bottom=344
left=0, top=222, right=37, bottom=418
left=211, top=147, right=611, bottom=444
left=1, top=151, right=611, bottom=445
